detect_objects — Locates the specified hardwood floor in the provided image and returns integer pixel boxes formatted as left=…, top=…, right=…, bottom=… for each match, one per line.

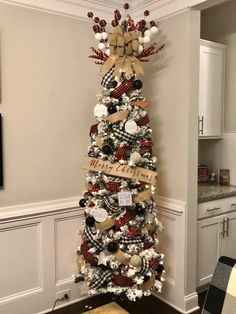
left=51, top=292, right=206, bottom=314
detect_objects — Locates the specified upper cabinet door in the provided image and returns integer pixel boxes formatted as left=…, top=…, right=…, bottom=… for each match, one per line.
left=199, top=40, right=226, bottom=139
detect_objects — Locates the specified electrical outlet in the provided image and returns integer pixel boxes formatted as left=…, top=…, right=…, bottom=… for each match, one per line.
left=56, top=289, right=71, bottom=302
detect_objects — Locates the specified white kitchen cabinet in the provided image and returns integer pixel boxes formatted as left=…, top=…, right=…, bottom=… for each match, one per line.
left=197, top=197, right=236, bottom=288
left=198, top=40, right=226, bottom=139
left=197, top=215, right=223, bottom=287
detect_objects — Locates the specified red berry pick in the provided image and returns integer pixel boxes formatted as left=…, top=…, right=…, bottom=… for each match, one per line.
left=94, top=17, right=100, bottom=23
left=124, top=3, right=129, bottom=10
left=144, top=10, right=150, bottom=16
left=87, top=12, right=93, bottom=18
left=112, top=20, right=119, bottom=27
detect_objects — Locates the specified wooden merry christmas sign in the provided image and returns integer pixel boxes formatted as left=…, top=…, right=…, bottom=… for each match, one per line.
left=84, top=157, right=157, bottom=185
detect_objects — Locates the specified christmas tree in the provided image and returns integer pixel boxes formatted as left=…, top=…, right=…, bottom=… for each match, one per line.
left=75, top=4, right=165, bottom=302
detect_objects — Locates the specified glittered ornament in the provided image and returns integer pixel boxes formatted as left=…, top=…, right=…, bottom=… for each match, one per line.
left=143, top=36, right=151, bottom=44
left=130, top=151, right=142, bottom=164
left=94, top=104, right=108, bottom=117
left=102, top=145, right=113, bottom=155
left=130, top=255, right=142, bottom=267
left=133, top=80, right=143, bottom=90
left=101, top=32, right=108, bottom=40
left=150, top=25, right=158, bottom=34
left=98, top=42, right=106, bottom=51
left=144, top=29, right=150, bottom=37
left=107, top=241, right=119, bottom=253
left=124, top=3, right=129, bottom=10
left=95, top=32, right=102, bottom=41
left=93, top=208, right=108, bottom=223
left=79, top=198, right=86, bottom=207
left=86, top=216, right=95, bottom=227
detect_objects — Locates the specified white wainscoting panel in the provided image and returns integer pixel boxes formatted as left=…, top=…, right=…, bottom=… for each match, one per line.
left=0, top=195, right=198, bottom=314
left=0, top=221, right=42, bottom=300
left=55, top=212, right=84, bottom=286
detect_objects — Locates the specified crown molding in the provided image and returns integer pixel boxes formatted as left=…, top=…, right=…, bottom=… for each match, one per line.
left=0, top=0, right=224, bottom=21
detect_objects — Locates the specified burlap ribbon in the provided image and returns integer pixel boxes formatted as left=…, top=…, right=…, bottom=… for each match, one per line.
left=101, top=26, right=144, bottom=78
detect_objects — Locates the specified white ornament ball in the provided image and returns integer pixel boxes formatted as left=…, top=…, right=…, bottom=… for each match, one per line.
left=143, top=36, right=151, bottom=44
left=98, top=42, right=106, bottom=51
left=125, top=120, right=138, bottom=134
left=150, top=26, right=158, bottom=34
left=93, top=208, right=108, bottom=223
left=101, top=32, right=108, bottom=40
left=94, top=104, right=108, bottom=117
left=130, top=152, right=142, bottom=164
left=138, top=36, right=143, bottom=44
left=95, top=33, right=102, bottom=41
left=130, top=255, right=142, bottom=267
left=105, top=48, right=110, bottom=56
left=138, top=45, right=144, bottom=53
left=144, top=29, right=150, bottom=37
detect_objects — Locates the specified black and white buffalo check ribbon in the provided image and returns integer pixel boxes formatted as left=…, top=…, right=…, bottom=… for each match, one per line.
left=104, top=197, right=119, bottom=213
left=138, top=258, right=150, bottom=276
left=90, top=270, right=112, bottom=289
left=101, top=67, right=114, bottom=88
left=83, top=226, right=103, bottom=251
left=120, top=235, right=143, bottom=245
left=113, top=126, right=136, bottom=144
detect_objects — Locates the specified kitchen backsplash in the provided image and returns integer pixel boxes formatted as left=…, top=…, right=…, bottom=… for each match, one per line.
left=198, top=133, right=236, bottom=185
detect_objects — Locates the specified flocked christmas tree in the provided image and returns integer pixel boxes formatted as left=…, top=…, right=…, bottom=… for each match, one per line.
left=75, top=3, right=165, bottom=302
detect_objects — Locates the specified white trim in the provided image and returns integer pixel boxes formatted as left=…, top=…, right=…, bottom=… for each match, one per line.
left=0, top=0, right=221, bottom=21
left=0, top=196, right=81, bottom=222
left=156, top=195, right=185, bottom=215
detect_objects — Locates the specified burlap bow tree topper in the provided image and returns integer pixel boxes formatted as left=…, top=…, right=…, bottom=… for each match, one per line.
left=101, top=26, right=144, bottom=79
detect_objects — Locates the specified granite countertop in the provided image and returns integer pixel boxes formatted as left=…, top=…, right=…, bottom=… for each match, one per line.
left=198, top=184, right=236, bottom=203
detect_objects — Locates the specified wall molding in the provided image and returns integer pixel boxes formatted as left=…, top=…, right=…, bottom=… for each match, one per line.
left=0, top=0, right=215, bottom=21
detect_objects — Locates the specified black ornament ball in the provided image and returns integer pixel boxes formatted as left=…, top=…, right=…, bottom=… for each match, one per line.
left=108, top=105, right=117, bottom=114
left=144, top=275, right=150, bottom=283
left=135, top=204, right=145, bottom=215
left=109, top=80, right=118, bottom=88
left=86, top=216, right=95, bottom=227
left=124, top=150, right=131, bottom=159
left=107, top=241, right=119, bottom=253
left=102, top=145, right=113, bottom=155
left=157, top=264, right=164, bottom=273
left=133, top=80, right=143, bottom=90
left=79, top=198, right=86, bottom=207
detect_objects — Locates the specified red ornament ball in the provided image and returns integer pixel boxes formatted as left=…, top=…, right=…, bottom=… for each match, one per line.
left=124, top=3, right=129, bottom=10
left=111, top=20, right=119, bottom=27
left=92, top=25, right=100, bottom=33
left=99, top=19, right=107, bottom=27
left=144, top=10, right=150, bottom=16
left=94, top=16, right=100, bottom=23
left=87, top=12, right=93, bottom=18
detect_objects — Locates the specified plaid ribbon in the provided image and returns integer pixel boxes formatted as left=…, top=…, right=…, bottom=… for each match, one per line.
left=90, top=270, right=112, bottom=289
left=138, top=258, right=150, bottom=276
left=83, top=227, right=103, bottom=251
left=104, top=197, right=119, bottom=212
left=115, top=146, right=127, bottom=160
left=150, top=258, right=159, bottom=271
left=120, top=235, right=143, bottom=245
left=113, top=126, right=136, bottom=144
left=80, top=241, right=98, bottom=266
left=105, top=182, right=121, bottom=193
left=101, top=67, right=114, bottom=89
left=136, top=115, right=150, bottom=126
left=111, top=81, right=133, bottom=99
left=90, top=124, right=98, bottom=135
left=113, top=274, right=134, bottom=287
left=115, top=210, right=136, bottom=230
